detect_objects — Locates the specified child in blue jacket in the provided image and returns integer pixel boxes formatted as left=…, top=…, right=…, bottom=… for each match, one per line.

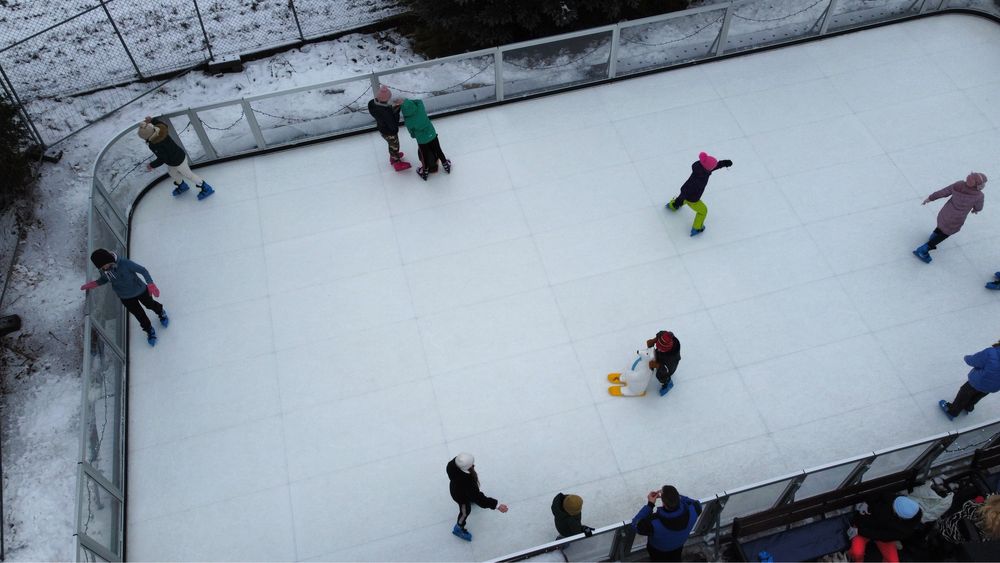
left=632, top=485, right=702, bottom=561
left=939, top=340, right=1000, bottom=419
left=81, top=248, right=168, bottom=346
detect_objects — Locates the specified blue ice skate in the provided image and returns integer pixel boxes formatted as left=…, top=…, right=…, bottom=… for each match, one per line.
left=159, top=311, right=169, bottom=327
left=938, top=400, right=955, bottom=421
left=452, top=524, right=472, bottom=541
left=146, top=328, right=157, bottom=347
left=988, top=272, right=1000, bottom=290
left=690, top=226, right=705, bottom=237
left=172, top=181, right=190, bottom=196
left=196, top=182, right=215, bottom=200
left=665, top=200, right=679, bottom=212
left=658, top=379, right=674, bottom=397
left=912, top=244, right=931, bottom=263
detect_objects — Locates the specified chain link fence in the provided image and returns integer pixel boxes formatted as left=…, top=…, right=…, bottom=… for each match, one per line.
left=0, top=0, right=403, bottom=147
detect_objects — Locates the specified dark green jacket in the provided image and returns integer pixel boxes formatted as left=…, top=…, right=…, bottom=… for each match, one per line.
left=401, top=99, right=437, bottom=144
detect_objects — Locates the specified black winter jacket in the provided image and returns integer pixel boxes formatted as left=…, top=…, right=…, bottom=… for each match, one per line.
left=551, top=493, right=588, bottom=537
left=677, top=159, right=731, bottom=203
left=146, top=118, right=187, bottom=168
left=447, top=458, right=498, bottom=509
left=855, top=494, right=924, bottom=542
left=368, top=99, right=400, bottom=135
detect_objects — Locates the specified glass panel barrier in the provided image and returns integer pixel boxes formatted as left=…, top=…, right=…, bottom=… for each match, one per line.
left=719, top=478, right=796, bottom=524
left=617, top=9, right=727, bottom=76
left=86, top=211, right=126, bottom=350
left=249, top=79, right=375, bottom=147
left=164, top=113, right=208, bottom=164
left=96, top=132, right=158, bottom=220
left=193, top=104, right=258, bottom=157
left=502, top=30, right=613, bottom=98
left=91, top=188, right=125, bottom=244
left=863, top=442, right=934, bottom=481
left=85, top=325, right=125, bottom=489
left=724, top=0, right=833, bottom=54
left=795, top=460, right=863, bottom=500
left=561, top=527, right=617, bottom=561
left=827, top=0, right=924, bottom=32
left=933, top=420, right=1000, bottom=468
left=77, top=470, right=122, bottom=558
left=379, top=54, right=498, bottom=114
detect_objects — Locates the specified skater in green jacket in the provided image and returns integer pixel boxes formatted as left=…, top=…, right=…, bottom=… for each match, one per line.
left=401, top=98, right=451, bottom=181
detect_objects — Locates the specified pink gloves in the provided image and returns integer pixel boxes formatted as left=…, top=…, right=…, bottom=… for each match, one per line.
left=80, top=280, right=98, bottom=291
left=147, top=283, right=160, bottom=297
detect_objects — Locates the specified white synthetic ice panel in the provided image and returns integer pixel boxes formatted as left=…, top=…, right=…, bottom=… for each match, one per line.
left=127, top=14, right=1000, bottom=562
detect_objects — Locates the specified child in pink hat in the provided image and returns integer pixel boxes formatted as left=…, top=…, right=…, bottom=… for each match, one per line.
left=367, top=85, right=411, bottom=171
left=666, top=151, right=733, bottom=236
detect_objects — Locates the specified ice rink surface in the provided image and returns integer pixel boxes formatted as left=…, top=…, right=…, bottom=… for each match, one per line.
left=126, top=14, right=1000, bottom=561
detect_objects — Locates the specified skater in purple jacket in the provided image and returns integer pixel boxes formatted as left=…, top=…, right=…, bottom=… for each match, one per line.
left=913, top=172, right=987, bottom=263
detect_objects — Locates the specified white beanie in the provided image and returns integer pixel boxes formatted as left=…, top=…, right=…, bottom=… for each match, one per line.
left=137, top=122, right=157, bottom=140
left=455, top=453, right=474, bottom=473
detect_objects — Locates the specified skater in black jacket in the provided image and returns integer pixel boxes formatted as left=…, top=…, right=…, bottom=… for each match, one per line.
left=647, top=330, right=681, bottom=397
left=138, top=115, right=215, bottom=200
left=446, top=453, right=508, bottom=541
left=368, top=85, right=411, bottom=171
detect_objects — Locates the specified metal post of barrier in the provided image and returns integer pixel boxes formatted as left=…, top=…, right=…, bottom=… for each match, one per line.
left=288, top=0, right=306, bottom=42
left=242, top=99, right=267, bottom=149
left=185, top=109, right=218, bottom=160
left=838, top=456, right=875, bottom=489
left=772, top=474, right=807, bottom=508
left=494, top=48, right=504, bottom=102
left=608, top=524, right=635, bottom=561
left=714, top=2, right=735, bottom=56
left=192, top=0, right=214, bottom=61
left=820, top=0, right=840, bottom=35
left=98, top=0, right=144, bottom=79
left=608, top=24, right=621, bottom=79
left=907, top=435, right=958, bottom=482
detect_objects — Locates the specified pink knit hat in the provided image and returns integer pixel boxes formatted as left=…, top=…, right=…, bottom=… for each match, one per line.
left=699, top=151, right=718, bottom=171
left=375, top=85, right=391, bottom=102
left=966, top=172, right=988, bottom=189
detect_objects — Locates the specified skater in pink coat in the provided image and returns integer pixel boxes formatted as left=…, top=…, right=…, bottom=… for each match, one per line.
left=913, top=172, right=987, bottom=263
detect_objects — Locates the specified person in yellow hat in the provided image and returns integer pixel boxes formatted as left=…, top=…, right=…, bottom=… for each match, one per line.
left=551, top=493, right=594, bottom=538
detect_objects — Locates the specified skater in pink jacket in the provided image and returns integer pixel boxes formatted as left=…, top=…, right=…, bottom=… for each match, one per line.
left=913, top=172, right=987, bottom=263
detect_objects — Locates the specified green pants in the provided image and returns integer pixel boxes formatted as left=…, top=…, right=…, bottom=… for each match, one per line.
left=670, top=199, right=708, bottom=229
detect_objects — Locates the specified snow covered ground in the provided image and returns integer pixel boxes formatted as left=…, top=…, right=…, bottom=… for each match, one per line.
left=0, top=30, right=426, bottom=562
left=121, top=13, right=1000, bottom=562
left=2, top=3, right=999, bottom=562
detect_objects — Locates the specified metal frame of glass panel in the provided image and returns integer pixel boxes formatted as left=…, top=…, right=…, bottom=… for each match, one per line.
left=77, top=1, right=1000, bottom=559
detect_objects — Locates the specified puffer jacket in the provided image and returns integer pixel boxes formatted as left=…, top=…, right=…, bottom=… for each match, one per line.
left=401, top=99, right=437, bottom=144
left=966, top=346, right=1000, bottom=393
left=146, top=118, right=187, bottom=168
left=928, top=180, right=984, bottom=235
left=446, top=458, right=498, bottom=509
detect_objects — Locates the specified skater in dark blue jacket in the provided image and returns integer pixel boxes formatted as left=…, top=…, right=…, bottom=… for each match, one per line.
left=81, top=248, right=168, bottom=346
left=632, top=485, right=702, bottom=561
left=939, top=340, right=1000, bottom=419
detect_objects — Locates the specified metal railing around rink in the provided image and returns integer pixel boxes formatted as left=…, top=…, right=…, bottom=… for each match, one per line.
left=76, top=0, right=1000, bottom=560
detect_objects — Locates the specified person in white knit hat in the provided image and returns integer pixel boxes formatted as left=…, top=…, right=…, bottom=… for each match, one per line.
left=446, top=453, right=508, bottom=541
left=138, top=115, right=215, bottom=200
